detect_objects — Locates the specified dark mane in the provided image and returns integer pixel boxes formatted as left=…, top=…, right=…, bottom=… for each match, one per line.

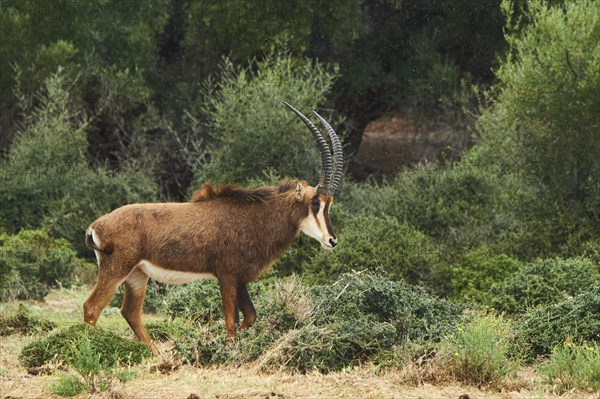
left=192, top=180, right=300, bottom=203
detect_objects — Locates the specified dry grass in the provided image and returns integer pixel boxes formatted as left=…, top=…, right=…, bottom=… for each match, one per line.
left=3, top=338, right=600, bottom=399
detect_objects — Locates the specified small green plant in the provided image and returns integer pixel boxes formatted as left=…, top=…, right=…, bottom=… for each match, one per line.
left=50, top=372, right=88, bottom=397
left=538, top=341, right=600, bottom=394
left=112, top=366, right=138, bottom=384
left=0, top=304, right=55, bottom=335
left=72, top=336, right=105, bottom=392
left=441, top=314, right=516, bottom=387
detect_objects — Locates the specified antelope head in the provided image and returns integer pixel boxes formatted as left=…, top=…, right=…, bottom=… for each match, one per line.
left=284, top=102, right=343, bottom=250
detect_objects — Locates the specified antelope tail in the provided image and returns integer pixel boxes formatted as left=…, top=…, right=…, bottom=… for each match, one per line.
left=86, top=227, right=112, bottom=255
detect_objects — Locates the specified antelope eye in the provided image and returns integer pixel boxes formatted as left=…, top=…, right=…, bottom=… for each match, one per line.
left=311, top=196, right=320, bottom=214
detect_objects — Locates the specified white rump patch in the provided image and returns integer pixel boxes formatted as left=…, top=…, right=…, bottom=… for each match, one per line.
left=88, top=227, right=102, bottom=266
left=138, top=260, right=215, bottom=285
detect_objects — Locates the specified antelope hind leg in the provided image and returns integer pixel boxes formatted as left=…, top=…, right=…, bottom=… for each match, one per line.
left=121, top=267, right=159, bottom=355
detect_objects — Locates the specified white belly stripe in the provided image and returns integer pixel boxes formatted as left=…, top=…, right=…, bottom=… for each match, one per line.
left=138, top=260, right=215, bottom=284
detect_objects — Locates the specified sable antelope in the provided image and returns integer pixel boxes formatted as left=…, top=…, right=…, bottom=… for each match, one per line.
left=83, top=103, right=343, bottom=354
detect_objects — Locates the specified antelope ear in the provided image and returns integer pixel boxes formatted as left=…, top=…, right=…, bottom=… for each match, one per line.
left=295, top=183, right=305, bottom=201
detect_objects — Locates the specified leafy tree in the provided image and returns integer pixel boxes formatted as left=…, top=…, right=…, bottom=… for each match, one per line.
left=196, top=52, right=338, bottom=185
left=476, top=0, right=600, bottom=227
left=0, top=70, right=156, bottom=253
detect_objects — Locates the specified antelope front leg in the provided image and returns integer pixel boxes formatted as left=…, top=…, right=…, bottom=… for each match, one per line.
left=237, top=284, right=256, bottom=331
left=218, top=278, right=239, bottom=345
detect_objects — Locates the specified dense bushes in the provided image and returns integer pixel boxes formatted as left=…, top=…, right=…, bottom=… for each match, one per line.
left=475, top=0, right=600, bottom=254
left=340, top=164, right=504, bottom=244
left=518, top=285, right=600, bottom=360
left=450, top=247, right=522, bottom=302
left=0, top=71, right=157, bottom=255
left=488, top=257, right=599, bottom=313
left=168, top=271, right=463, bottom=373
left=165, top=279, right=223, bottom=321
left=302, top=214, right=442, bottom=288
left=0, top=229, right=90, bottom=301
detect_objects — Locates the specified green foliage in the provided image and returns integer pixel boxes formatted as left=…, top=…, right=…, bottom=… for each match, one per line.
left=0, top=70, right=157, bottom=254
left=310, top=271, right=462, bottom=344
left=302, top=213, right=442, bottom=289
left=477, top=0, right=600, bottom=231
left=488, top=257, right=600, bottom=313
left=518, top=285, right=600, bottom=360
left=19, top=323, right=151, bottom=368
left=0, top=305, right=55, bottom=335
left=451, top=246, right=523, bottom=302
left=48, top=336, right=139, bottom=396
left=341, top=163, right=505, bottom=246
left=338, top=163, right=520, bottom=296
left=46, top=166, right=157, bottom=255
left=0, top=229, right=86, bottom=301
left=441, top=314, right=516, bottom=387
left=50, top=372, right=88, bottom=397
left=197, top=52, right=338, bottom=185
left=165, top=279, right=223, bottom=322
left=174, top=271, right=462, bottom=373
left=538, top=341, right=600, bottom=394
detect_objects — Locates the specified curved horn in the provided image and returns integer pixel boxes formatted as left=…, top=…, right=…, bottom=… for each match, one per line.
left=283, top=102, right=332, bottom=195
left=312, top=111, right=343, bottom=194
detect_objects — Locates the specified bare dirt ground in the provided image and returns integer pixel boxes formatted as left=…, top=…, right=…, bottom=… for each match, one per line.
left=1, top=288, right=599, bottom=399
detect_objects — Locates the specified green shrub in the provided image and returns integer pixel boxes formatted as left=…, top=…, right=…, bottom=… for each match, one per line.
left=165, top=279, right=223, bottom=322
left=340, top=163, right=503, bottom=245
left=196, top=52, right=338, bottom=185
left=174, top=271, right=463, bottom=373
left=265, top=271, right=462, bottom=373
left=310, top=271, right=463, bottom=344
left=50, top=373, right=88, bottom=397
left=0, top=229, right=87, bottom=301
left=173, top=275, right=314, bottom=367
left=538, top=342, right=600, bottom=394
left=19, top=323, right=151, bottom=368
left=518, top=285, right=600, bottom=360
left=302, top=214, right=443, bottom=290
left=441, top=313, right=516, bottom=387
left=0, top=305, right=55, bottom=335
left=450, top=246, right=523, bottom=303
left=488, top=257, right=599, bottom=313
